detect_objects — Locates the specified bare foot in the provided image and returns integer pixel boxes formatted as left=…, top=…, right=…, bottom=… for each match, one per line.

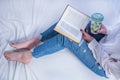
left=10, top=36, right=41, bottom=50
left=4, top=49, right=32, bottom=64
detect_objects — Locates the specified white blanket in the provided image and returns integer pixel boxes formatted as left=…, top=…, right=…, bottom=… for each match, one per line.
left=0, top=0, right=116, bottom=80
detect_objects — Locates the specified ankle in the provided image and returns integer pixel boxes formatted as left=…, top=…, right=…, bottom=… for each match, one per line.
left=21, top=51, right=32, bottom=64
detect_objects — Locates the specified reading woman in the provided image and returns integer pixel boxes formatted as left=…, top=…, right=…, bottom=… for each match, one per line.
left=3, top=0, right=120, bottom=79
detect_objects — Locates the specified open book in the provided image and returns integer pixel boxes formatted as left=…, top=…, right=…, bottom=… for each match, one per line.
left=54, top=5, right=90, bottom=43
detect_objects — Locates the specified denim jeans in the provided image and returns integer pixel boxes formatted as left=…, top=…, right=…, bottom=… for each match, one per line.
left=32, top=23, right=106, bottom=77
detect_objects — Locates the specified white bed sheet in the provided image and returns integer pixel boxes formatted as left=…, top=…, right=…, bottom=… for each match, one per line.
left=0, top=0, right=115, bottom=80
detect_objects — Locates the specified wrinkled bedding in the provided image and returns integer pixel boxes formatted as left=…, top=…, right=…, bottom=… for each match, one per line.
left=0, top=0, right=114, bottom=80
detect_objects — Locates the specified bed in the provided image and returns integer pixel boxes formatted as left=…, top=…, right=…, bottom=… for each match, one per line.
left=0, top=0, right=118, bottom=80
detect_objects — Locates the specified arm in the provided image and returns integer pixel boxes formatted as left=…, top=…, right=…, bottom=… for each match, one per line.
left=88, top=39, right=120, bottom=79
left=81, top=30, right=120, bottom=79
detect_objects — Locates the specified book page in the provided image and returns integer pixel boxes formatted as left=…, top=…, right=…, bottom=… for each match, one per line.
left=55, top=5, right=90, bottom=43
left=61, top=6, right=90, bottom=30
left=57, top=21, right=82, bottom=41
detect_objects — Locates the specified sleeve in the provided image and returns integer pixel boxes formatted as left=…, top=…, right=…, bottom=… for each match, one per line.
left=88, top=39, right=120, bottom=79
left=106, top=28, right=112, bottom=35
left=88, top=39, right=109, bottom=64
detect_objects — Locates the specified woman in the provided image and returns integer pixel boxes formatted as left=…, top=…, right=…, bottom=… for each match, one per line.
left=4, top=0, right=120, bottom=79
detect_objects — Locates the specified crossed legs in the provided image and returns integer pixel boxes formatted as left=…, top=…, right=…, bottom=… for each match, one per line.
left=4, top=23, right=58, bottom=64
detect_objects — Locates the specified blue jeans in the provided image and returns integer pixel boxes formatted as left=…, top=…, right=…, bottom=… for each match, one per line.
left=32, top=23, right=106, bottom=77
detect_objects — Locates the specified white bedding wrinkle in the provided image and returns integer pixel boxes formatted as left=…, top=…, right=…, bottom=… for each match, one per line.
left=0, top=0, right=119, bottom=80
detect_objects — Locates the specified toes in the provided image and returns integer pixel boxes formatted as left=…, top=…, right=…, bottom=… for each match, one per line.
left=10, top=42, right=18, bottom=48
left=6, top=57, right=11, bottom=61
left=4, top=51, right=10, bottom=60
left=4, top=51, right=17, bottom=61
left=10, top=44, right=21, bottom=50
left=4, top=51, right=9, bottom=57
left=10, top=43, right=14, bottom=46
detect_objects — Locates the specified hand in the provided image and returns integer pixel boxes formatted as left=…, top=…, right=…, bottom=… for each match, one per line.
left=81, top=30, right=94, bottom=43
left=96, top=24, right=107, bottom=34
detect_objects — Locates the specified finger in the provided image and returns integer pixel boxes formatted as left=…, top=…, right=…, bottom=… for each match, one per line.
left=9, top=43, right=15, bottom=46
left=81, top=30, right=86, bottom=34
left=82, top=30, right=90, bottom=37
left=81, top=30, right=89, bottom=39
left=96, top=30, right=100, bottom=33
left=80, top=29, right=87, bottom=33
left=85, top=30, right=88, bottom=33
left=101, top=24, right=104, bottom=27
left=96, top=28, right=104, bottom=33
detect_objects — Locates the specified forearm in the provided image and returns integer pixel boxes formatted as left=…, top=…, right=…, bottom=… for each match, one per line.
left=88, top=39, right=109, bottom=64
left=88, top=39, right=120, bottom=78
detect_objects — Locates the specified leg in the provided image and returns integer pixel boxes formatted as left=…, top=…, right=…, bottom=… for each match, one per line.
left=10, top=23, right=58, bottom=49
left=32, top=34, right=65, bottom=58
left=10, top=36, right=41, bottom=50
left=40, top=23, right=58, bottom=42
left=62, top=38, right=106, bottom=77
left=32, top=34, right=106, bottom=77
left=5, top=33, right=106, bottom=76
left=33, top=34, right=94, bottom=67
left=4, top=34, right=65, bottom=63
left=37, top=33, right=106, bottom=77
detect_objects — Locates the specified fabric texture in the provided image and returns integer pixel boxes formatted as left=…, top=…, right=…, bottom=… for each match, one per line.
left=0, top=0, right=120, bottom=80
